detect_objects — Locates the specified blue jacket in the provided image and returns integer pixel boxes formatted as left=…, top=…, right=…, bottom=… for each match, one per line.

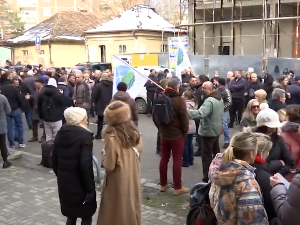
left=228, top=77, right=246, bottom=99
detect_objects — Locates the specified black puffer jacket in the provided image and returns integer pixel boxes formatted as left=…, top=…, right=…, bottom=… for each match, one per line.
left=271, top=174, right=300, bottom=225
left=52, top=125, right=97, bottom=218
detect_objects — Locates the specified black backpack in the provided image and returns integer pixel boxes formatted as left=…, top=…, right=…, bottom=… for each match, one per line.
left=186, top=182, right=217, bottom=225
left=152, top=93, right=174, bottom=125
left=43, top=96, right=55, bottom=115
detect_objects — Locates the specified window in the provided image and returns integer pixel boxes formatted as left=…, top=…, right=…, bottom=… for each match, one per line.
left=22, top=50, right=28, bottom=56
left=218, top=46, right=230, bottom=55
left=21, top=10, right=37, bottom=17
left=161, top=44, right=168, bottom=52
left=40, top=50, right=45, bottom=55
left=43, top=8, right=51, bottom=16
left=118, top=45, right=126, bottom=53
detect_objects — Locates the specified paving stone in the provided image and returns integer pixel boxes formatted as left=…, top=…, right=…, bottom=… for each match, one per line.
left=0, top=166, right=186, bottom=225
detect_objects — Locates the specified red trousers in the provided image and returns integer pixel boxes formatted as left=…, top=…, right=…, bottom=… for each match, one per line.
left=159, top=136, right=185, bottom=190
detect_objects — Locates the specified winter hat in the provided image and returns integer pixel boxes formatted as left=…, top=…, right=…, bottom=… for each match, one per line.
left=256, top=103, right=282, bottom=128
left=47, top=78, right=57, bottom=88
left=117, top=82, right=127, bottom=91
left=64, top=107, right=87, bottom=125
left=104, top=101, right=131, bottom=125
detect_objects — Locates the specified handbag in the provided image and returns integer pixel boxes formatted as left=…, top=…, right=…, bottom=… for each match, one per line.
left=186, top=182, right=217, bottom=225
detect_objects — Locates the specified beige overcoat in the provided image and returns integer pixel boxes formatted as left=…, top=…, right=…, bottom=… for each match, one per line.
left=97, top=134, right=142, bottom=225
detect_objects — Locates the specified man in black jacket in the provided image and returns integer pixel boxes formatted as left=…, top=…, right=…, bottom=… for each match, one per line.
left=228, top=70, right=246, bottom=128
left=262, top=71, right=274, bottom=101
left=144, top=69, right=158, bottom=117
left=38, top=78, right=66, bottom=141
left=0, top=71, right=26, bottom=149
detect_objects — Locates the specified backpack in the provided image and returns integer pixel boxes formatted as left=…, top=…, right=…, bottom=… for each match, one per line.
left=248, top=88, right=255, bottom=98
left=152, top=93, right=174, bottom=125
left=43, top=96, right=55, bottom=115
left=186, top=182, right=217, bottom=225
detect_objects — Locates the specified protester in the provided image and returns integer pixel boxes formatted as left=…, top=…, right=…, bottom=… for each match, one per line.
left=153, top=78, right=189, bottom=195
left=144, top=69, right=158, bottom=117
left=254, top=89, right=268, bottom=104
left=254, top=103, right=294, bottom=176
left=182, top=90, right=197, bottom=167
left=240, top=99, right=260, bottom=129
left=92, top=72, right=113, bottom=139
left=209, top=132, right=269, bottom=224
left=188, top=81, right=224, bottom=182
left=97, top=101, right=142, bottom=225
left=251, top=132, right=278, bottom=224
left=38, top=78, right=66, bottom=141
left=52, top=107, right=96, bottom=225
left=281, top=104, right=300, bottom=181
left=0, top=93, right=12, bottom=168
left=217, top=77, right=232, bottom=148
left=112, top=82, right=138, bottom=126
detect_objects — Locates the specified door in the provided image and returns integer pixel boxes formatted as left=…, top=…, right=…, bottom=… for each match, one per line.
left=99, top=45, right=106, bottom=62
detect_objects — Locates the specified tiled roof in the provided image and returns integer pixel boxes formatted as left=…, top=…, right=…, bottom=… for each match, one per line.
left=6, top=11, right=100, bottom=44
left=85, top=5, right=179, bottom=33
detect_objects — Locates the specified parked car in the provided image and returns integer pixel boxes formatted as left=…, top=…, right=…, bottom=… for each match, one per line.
left=75, top=62, right=112, bottom=72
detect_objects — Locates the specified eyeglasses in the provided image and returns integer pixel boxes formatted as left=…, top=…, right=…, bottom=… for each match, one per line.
left=251, top=105, right=259, bottom=109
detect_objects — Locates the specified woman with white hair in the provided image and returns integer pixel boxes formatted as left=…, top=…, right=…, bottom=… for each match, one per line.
left=52, top=107, right=97, bottom=225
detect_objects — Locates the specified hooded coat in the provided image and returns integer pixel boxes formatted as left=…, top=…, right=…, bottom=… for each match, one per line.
left=112, top=91, right=138, bottom=125
left=52, top=125, right=97, bottom=218
left=209, top=153, right=269, bottom=225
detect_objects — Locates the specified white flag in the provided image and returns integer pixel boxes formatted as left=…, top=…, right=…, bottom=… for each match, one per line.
left=113, top=55, right=149, bottom=99
left=175, top=37, right=192, bottom=81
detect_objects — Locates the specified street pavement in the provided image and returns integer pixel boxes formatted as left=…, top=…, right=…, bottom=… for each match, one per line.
left=18, top=114, right=238, bottom=188
left=0, top=165, right=186, bottom=225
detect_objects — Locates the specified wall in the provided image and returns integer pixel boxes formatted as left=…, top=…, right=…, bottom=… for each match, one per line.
left=85, top=31, right=171, bottom=63
left=0, top=47, right=12, bottom=66
left=51, top=43, right=86, bottom=67
left=13, top=42, right=85, bottom=67
left=193, top=4, right=294, bottom=57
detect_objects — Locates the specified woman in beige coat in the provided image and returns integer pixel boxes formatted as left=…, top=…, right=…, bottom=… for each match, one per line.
left=97, top=100, right=142, bottom=225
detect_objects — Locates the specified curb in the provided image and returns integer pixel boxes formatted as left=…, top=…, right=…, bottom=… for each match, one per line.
left=16, top=150, right=163, bottom=191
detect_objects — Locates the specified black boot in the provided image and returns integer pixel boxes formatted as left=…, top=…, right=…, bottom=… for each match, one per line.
left=3, top=161, right=12, bottom=169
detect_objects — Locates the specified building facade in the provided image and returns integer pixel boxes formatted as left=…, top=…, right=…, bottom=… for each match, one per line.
left=8, top=0, right=99, bottom=30
left=188, top=0, right=300, bottom=58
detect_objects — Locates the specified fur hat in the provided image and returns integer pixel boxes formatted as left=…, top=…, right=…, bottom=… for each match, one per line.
left=104, top=101, right=131, bottom=125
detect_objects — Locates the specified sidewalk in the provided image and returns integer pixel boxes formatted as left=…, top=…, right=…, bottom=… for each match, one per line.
left=0, top=166, right=186, bottom=225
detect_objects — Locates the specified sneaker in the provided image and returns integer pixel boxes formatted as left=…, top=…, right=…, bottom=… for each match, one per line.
left=223, top=143, right=230, bottom=148
left=18, top=144, right=27, bottom=148
left=160, top=184, right=170, bottom=192
left=3, top=161, right=12, bottom=169
left=173, top=186, right=189, bottom=196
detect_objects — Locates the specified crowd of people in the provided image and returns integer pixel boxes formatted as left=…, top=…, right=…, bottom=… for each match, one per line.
left=1, top=61, right=300, bottom=225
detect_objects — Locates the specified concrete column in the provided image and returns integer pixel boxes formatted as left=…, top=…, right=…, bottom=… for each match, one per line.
left=268, top=0, right=277, bottom=57
left=188, top=1, right=195, bottom=54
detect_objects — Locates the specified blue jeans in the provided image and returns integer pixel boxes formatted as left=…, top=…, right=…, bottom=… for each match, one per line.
left=25, top=109, right=33, bottom=129
left=183, top=134, right=194, bottom=165
left=6, top=109, right=24, bottom=147
left=223, top=111, right=230, bottom=143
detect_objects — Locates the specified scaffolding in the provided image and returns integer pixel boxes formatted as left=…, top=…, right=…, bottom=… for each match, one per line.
left=178, top=0, right=300, bottom=58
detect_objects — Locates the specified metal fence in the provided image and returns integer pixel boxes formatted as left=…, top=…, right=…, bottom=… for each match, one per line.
left=158, top=54, right=300, bottom=77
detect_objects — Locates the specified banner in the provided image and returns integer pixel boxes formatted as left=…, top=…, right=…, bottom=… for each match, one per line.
left=168, top=36, right=189, bottom=70
left=113, top=55, right=148, bottom=99
left=175, top=38, right=192, bottom=81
